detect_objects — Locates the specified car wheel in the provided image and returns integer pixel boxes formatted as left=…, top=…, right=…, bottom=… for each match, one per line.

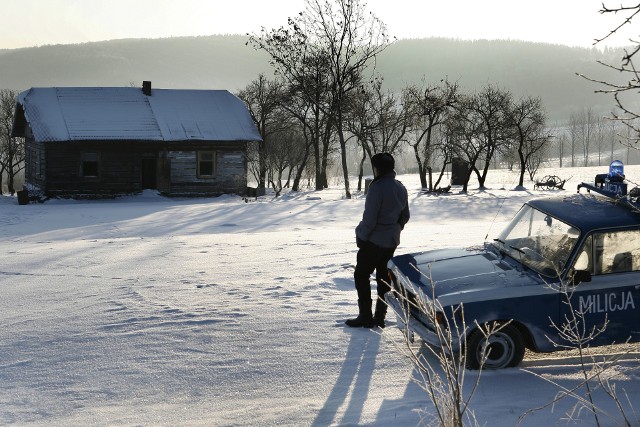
left=465, top=324, right=525, bottom=369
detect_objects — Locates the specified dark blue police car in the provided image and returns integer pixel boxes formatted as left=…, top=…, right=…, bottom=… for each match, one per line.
left=386, top=163, right=640, bottom=369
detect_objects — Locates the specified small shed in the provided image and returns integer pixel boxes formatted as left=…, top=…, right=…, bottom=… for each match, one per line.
left=12, top=83, right=262, bottom=198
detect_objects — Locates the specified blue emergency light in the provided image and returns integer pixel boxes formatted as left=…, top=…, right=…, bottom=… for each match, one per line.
left=609, top=160, right=625, bottom=182
left=604, top=160, right=627, bottom=195
left=578, top=160, right=629, bottom=199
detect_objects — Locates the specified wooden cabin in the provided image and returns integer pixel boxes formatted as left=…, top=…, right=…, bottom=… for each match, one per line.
left=12, top=83, right=262, bottom=198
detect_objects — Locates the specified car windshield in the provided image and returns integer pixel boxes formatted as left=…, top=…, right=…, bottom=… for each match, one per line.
left=491, top=204, right=580, bottom=277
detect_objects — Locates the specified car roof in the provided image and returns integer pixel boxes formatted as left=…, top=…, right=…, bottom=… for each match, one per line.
left=527, top=193, right=640, bottom=232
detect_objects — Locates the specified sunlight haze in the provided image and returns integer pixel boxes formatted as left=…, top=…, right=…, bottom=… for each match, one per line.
left=0, top=0, right=635, bottom=50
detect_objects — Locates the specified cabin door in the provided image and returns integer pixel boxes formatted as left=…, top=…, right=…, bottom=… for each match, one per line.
left=141, top=157, right=157, bottom=189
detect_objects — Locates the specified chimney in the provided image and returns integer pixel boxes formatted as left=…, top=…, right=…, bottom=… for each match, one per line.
left=142, top=81, right=152, bottom=96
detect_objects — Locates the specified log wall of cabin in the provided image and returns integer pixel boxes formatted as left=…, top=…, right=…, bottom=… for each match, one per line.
left=38, top=140, right=248, bottom=197
left=24, top=138, right=47, bottom=192
left=167, top=149, right=247, bottom=196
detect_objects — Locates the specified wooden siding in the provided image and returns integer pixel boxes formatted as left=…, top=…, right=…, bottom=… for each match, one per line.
left=168, top=149, right=247, bottom=196
left=25, top=134, right=249, bottom=197
left=43, top=141, right=149, bottom=196
left=24, top=138, right=47, bottom=193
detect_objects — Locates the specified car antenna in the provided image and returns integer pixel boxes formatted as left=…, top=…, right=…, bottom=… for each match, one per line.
left=484, top=173, right=519, bottom=241
left=485, top=196, right=508, bottom=241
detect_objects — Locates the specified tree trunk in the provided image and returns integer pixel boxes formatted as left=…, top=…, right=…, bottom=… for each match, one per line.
left=434, top=164, right=447, bottom=189
left=284, top=167, right=293, bottom=189
left=8, top=170, right=15, bottom=194
left=462, top=168, right=474, bottom=193
left=518, top=150, right=526, bottom=187
left=357, top=149, right=366, bottom=192
left=412, top=144, right=428, bottom=189
left=7, top=147, right=15, bottom=194
left=259, top=135, right=268, bottom=189
left=338, top=127, right=351, bottom=198
left=317, top=120, right=332, bottom=191
left=0, top=166, right=5, bottom=194
left=292, top=145, right=311, bottom=192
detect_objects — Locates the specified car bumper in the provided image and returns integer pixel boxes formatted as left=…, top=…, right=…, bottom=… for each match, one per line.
left=385, top=291, right=461, bottom=352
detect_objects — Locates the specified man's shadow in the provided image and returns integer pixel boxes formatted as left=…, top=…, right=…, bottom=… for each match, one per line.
left=312, top=330, right=381, bottom=426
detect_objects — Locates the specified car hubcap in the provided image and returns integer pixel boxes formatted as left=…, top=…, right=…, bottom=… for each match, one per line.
left=478, top=332, right=515, bottom=369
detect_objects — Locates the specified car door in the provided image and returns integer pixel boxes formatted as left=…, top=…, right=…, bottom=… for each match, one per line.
left=563, top=230, right=640, bottom=347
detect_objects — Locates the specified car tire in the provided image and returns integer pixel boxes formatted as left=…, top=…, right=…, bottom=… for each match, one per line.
left=465, top=324, right=525, bottom=369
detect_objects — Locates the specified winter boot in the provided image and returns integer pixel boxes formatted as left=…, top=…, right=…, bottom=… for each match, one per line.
left=373, top=298, right=388, bottom=328
left=345, top=299, right=374, bottom=328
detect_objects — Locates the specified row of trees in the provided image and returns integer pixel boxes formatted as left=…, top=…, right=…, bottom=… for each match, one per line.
left=3, top=1, right=638, bottom=197
left=238, top=73, right=552, bottom=195
left=240, top=0, right=551, bottom=196
left=552, top=107, right=639, bottom=168
left=0, top=89, right=25, bottom=195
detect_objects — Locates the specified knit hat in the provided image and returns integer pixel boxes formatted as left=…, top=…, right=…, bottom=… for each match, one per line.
left=371, top=152, right=395, bottom=174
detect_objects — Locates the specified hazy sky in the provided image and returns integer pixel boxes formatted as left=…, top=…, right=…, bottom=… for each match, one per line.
left=0, top=0, right=636, bottom=50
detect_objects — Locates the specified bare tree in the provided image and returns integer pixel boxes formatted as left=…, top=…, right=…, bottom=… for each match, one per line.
left=581, top=107, right=596, bottom=166
left=608, top=115, right=620, bottom=163
left=579, top=3, right=640, bottom=144
left=448, top=86, right=511, bottom=192
left=403, top=78, right=459, bottom=190
left=237, top=75, right=288, bottom=190
left=569, top=112, right=581, bottom=167
left=0, top=89, right=25, bottom=194
left=526, top=143, right=549, bottom=182
left=279, top=51, right=335, bottom=191
left=344, top=82, right=379, bottom=190
left=468, top=85, right=512, bottom=189
left=388, top=268, right=486, bottom=427
left=594, top=113, right=607, bottom=166
left=366, top=81, right=409, bottom=155
left=446, top=95, right=484, bottom=193
left=428, top=124, right=455, bottom=190
left=556, top=127, right=567, bottom=168
left=282, top=125, right=312, bottom=190
left=346, top=79, right=410, bottom=190
left=507, top=96, right=551, bottom=187
left=250, top=0, right=391, bottom=198
left=266, top=127, right=303, bottom=197
left=280, top=96, right=321, bottom=191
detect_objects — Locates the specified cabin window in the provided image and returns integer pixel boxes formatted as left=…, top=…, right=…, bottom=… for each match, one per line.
left=197, top=151, right=216, bottom=178
left=81, top=152, right=100, bottom=178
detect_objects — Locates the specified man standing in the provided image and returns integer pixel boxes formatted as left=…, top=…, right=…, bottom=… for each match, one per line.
left=346, top=153, right=410, bottom=328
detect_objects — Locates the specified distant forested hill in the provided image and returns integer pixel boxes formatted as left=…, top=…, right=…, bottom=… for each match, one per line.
left=376, top=38, right=625, bottom=121
left=0, top=35, right=628, bottom=122
left=0, top=35, right=270, bottom=92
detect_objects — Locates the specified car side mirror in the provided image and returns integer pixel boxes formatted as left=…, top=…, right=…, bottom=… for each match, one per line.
left=572, top=269, right=592, bottom=285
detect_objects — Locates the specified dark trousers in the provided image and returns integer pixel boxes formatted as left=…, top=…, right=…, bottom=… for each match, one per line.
left=354, top=242, right=396, bottom=302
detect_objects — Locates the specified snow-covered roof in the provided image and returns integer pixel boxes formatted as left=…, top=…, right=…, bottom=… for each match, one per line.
left=14, top=87, right=262, bottom=143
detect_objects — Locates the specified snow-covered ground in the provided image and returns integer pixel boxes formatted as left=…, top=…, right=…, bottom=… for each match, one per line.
left=1, top=166, right=639, bottom=427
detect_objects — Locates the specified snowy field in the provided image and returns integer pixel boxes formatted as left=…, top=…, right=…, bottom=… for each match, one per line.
left=1, top=165, right=639, bottom=427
